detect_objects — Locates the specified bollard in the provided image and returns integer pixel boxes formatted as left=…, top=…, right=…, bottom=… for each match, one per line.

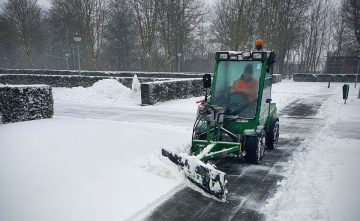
left=343, top=84, right=350, bottom=104
left=328, top=81, right=331, bottom=88
left=358, top=87, right=360, bottom=99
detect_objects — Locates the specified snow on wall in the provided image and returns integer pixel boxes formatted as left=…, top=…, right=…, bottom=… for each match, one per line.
left=0, top=85, right=53, bottom=123
left=0, top=68, right=205, bottom=79
left=0, top=74, right=158, bottom=88
left=293, top=73, right=359, bottom=82
left=141, top=79, right=205, bottom=105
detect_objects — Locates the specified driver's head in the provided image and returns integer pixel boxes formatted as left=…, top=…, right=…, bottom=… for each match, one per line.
left=243, top=64, right=253, bottom=81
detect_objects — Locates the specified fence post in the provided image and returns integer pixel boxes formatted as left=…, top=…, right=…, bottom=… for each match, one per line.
left=343, top=84, right=350, bottom=104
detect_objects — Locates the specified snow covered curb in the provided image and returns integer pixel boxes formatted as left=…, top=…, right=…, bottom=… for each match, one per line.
left=0, top=84, right=53, bottom=123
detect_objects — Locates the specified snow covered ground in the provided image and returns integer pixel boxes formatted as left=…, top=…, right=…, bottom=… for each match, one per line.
left=0, top=79, right=359, bottom=221
left=264, top=83, right=360, bottom=221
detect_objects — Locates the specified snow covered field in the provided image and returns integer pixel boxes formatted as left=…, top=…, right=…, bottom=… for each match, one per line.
left=0, top=79, right=359, bottom=221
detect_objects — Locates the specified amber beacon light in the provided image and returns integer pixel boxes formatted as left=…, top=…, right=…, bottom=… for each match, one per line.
left=255, top=39, right=264, bottom=50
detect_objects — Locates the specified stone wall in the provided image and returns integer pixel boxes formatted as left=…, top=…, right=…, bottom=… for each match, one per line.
left=293, top=73, right=358, bottom=82
left=0, top=74, right=158, bottom=88
left=0, top=70, right=283, bottom=106
left=0, top=85, right=54, bottom=123
left=141, top=79, right=205, bottom=105
left=0, top=68, right=204, bottom=79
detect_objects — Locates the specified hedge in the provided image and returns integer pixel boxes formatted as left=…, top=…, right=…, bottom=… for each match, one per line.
left=0, top=85, right=54, bottom=123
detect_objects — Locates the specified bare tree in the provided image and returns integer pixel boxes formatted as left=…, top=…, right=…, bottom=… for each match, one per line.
left=130, top=0, right=159, bottom=70
left=1, top=0, right=42, bottom=68
left=157, top=0, right=204, bottom=71
left=0, top=13, right=22, bottom=68
left=298, top=0, right=335, bottom=72
left=211, top=0, right=312, bottom=75
left=211, top=0, right=252, bottom=50
left=342, top=0, right=360, bottom=49
left=48, top=0, right=108, bottom=70
left=101, top=0, right=136, bottom=70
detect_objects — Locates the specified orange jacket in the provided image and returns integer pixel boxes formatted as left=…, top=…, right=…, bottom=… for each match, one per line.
left=232, top=79, right=259, bottom=100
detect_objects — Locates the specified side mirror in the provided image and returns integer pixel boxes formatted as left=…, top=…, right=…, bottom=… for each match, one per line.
left=268, top=52, right=276, bottom=64
left=203, top=74, right=211, bottom=88
left=267, top=52, right=276, bottom=73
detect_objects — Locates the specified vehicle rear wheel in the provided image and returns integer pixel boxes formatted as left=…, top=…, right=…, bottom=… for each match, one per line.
left=266, top=117, right=279, bottom=150
left=244, top=130, right=266, bottom=163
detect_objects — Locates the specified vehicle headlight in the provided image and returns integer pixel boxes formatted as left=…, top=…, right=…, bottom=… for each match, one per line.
left=219, top=53, right=228, bottom=60
left=230, top=55, right=238, bottom=60
left=242, top=51, right=251, bottom=58
left=252, top=52, right=262, bottom=59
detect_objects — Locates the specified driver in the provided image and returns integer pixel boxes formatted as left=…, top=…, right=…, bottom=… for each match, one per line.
left=232, top=64, right=259, bottom=100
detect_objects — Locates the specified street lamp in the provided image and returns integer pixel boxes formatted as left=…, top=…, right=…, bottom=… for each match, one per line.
left=177, top=52, right=182, bottom=73
left=64, top=53, right=70, bottom=70
left=73, top=35, right=82, bottom=75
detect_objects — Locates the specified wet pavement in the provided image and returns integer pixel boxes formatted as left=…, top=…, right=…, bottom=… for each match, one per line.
left=144, top=96, right=329, bottom=221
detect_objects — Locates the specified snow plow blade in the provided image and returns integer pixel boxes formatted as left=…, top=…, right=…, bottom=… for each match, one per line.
left=161, top=149, right=227, bottom=201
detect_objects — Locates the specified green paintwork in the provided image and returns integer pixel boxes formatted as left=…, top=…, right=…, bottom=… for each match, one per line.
left=191, top=51, right=278, bottom=162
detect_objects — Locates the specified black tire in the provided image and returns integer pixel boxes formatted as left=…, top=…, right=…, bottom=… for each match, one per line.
left=244, top=130, right=266, bottom=163
left=266, top=117, right=279, bottom=150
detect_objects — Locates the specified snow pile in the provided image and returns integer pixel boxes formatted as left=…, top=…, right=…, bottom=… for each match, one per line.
left=140, top=143, right=190, bottom=180
left=53, top=79, right=140, bottom=107
left=131, top=74, right=141, bottom=97
left=140, top=148, right=183, bottom=180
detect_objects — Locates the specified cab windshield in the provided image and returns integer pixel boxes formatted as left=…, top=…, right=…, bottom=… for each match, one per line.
left=212, top=61, right=262, bottom=118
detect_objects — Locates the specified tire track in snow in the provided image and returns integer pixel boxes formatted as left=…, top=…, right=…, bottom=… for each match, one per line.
left=142, top=95, right=329, bottom=221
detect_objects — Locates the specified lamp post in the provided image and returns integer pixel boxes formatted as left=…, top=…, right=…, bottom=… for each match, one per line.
left=177, top=52, right=182, bottom=73
left=65, top=53, right=70, bottom=70
left=73, top=35, right=82, bottom=75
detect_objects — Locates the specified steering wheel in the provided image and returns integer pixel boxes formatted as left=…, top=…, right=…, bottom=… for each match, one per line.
left=226, top=91, right=249, bottom=114
left=228, top=91, right=249, bottom=104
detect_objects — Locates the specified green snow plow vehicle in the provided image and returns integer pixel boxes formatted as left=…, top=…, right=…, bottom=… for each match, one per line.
left=162, top=40, right=279, bottom=201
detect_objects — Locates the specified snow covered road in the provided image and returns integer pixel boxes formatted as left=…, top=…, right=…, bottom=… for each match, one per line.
left=55, top=103, right=197, bottom=127
left=1, top=80, right=359, bottom=221
left=144, top=94, right=329, bottom=221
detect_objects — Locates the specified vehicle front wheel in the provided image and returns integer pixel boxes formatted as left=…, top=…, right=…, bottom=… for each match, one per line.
left=244, top=130, right=266, bottom=163
left=266, top=118, right=279, bottom=150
